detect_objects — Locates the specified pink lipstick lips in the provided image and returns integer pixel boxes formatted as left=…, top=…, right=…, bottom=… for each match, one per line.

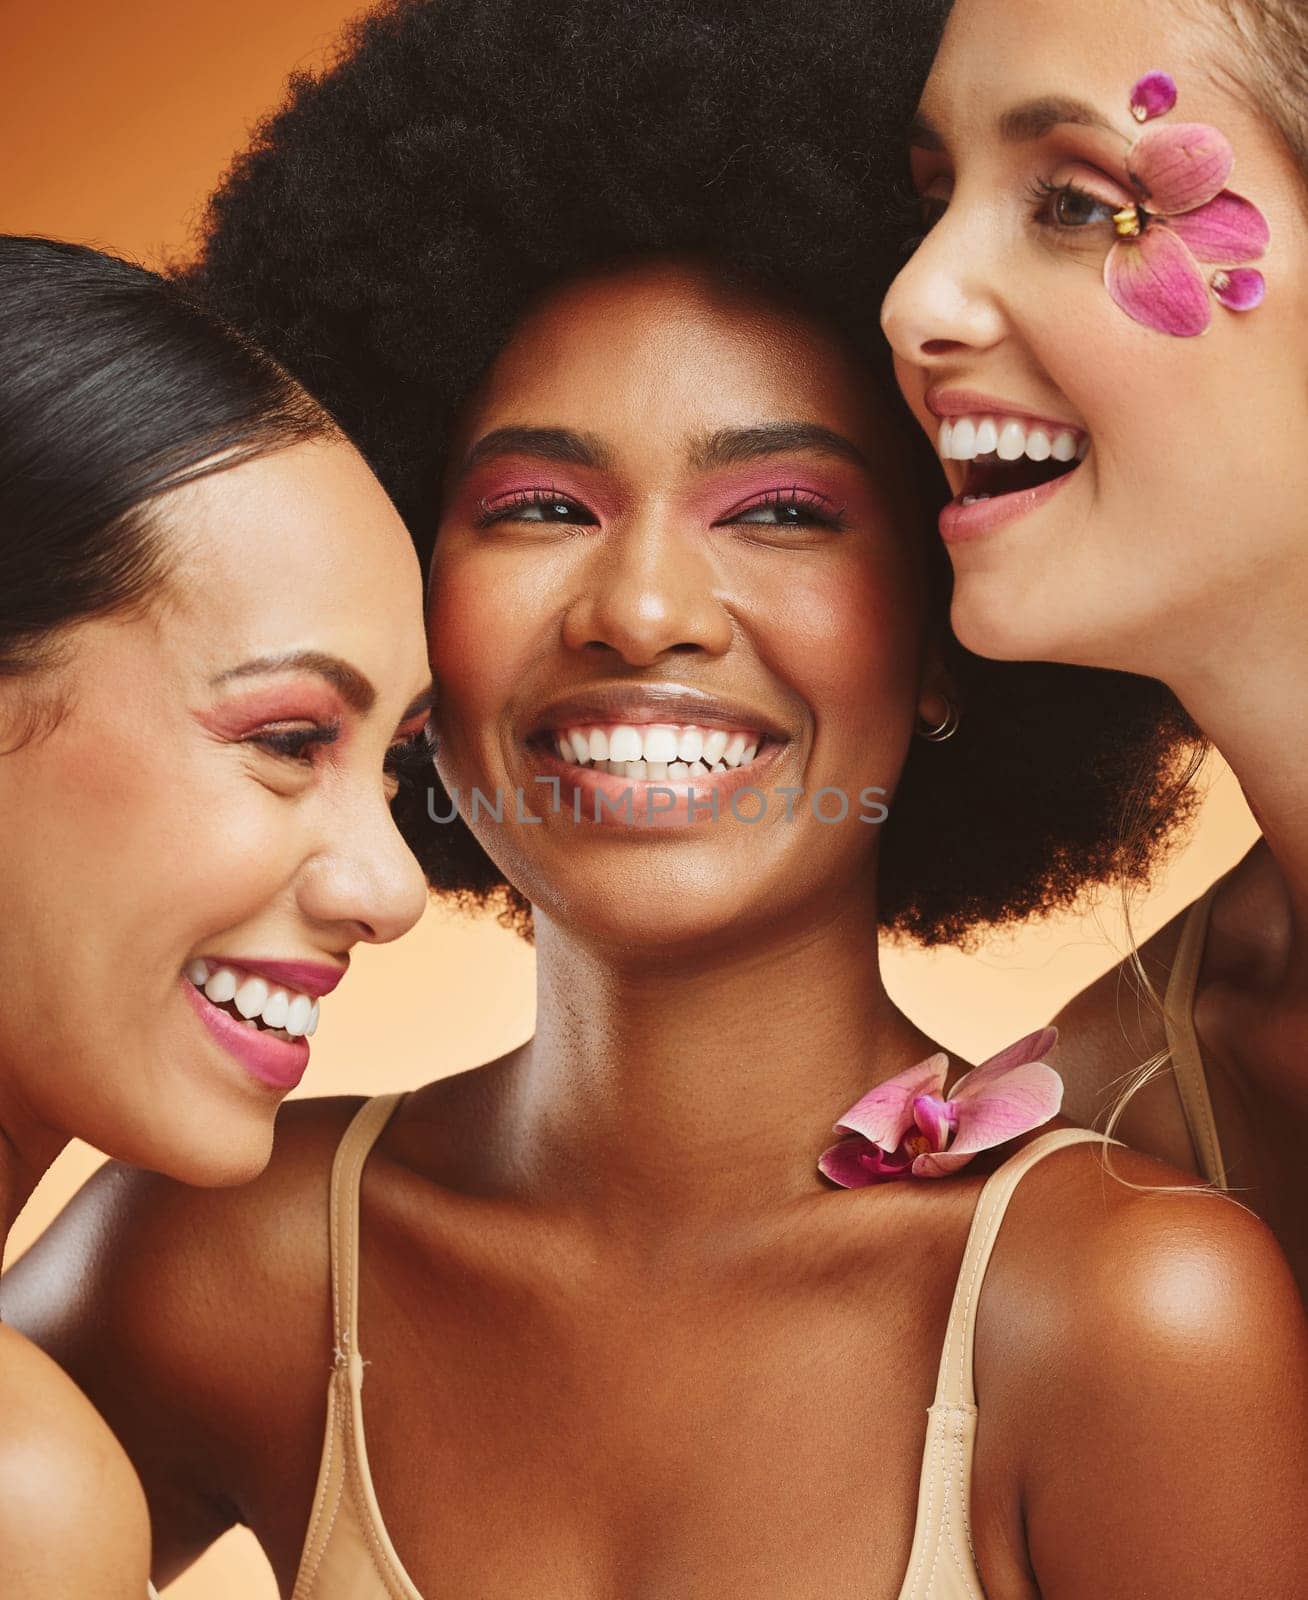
left=180, top=971, right=312, bottom=1092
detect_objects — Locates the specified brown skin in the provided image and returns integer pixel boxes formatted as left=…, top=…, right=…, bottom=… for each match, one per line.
left=4, top=264, right=1307, bottom=1597
left=0, top=437, right=431, bottom=1595
left=881, top=0, right=1308, bottom=1298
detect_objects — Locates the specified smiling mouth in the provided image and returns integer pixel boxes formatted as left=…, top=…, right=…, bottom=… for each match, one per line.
left=939, top=416, right=1090, bottom=506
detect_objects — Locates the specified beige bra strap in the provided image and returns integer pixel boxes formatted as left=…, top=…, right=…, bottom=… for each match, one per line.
left=1162, top=882, right=1228, bottom=1191
left=932, top=1127, right=1117, bottom=1410
left=329, top=1092, right=407, bottom=1357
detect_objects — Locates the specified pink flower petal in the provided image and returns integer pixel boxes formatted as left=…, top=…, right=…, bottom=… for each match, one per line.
left=1167, top=190, right=1270, bottom=263
left=911, top=1147, right=980, bottom=1178
left=912, top=1093, right=958, bottom=1152
left=818, top=1137, right=914, bottom=1188
left=1106, top=229, right=1211, bottom=336
left=1130, top=71, right=1178, bottom=123
left=832, top=1051, right=949, bottom=1149
left=947, top=1026, right=1058, bottom=1102
left=1212, top=267, right=1265, bottom=311
left=944, top=1062, right=1065, bottom=1157
left=818, top=1137, right=880, bottom=1187
left=1129, top=122, right=1233, bottom=214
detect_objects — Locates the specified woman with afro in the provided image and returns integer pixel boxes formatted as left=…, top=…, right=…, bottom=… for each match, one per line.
left=5, top=1, right=1305, bottom=1595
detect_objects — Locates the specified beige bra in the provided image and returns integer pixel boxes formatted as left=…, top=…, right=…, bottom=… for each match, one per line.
left=1161, top=881, right=1229, bottom=1191
left=290, top=1094, right=1116, bottom=1599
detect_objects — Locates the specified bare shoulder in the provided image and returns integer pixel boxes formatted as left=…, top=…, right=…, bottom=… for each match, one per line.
left=0, top=1324, right=149, bottom=1597
left=978, top=1139, right=1308, bottom=1594
left=0, top=1094, right=372, bottom=1578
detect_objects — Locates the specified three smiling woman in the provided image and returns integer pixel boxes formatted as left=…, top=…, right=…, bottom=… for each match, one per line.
left=1, top=1, right=1306, bottom=1596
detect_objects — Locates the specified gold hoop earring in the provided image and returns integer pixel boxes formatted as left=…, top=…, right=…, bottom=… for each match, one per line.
left=915, top=699, right=960, bottom=742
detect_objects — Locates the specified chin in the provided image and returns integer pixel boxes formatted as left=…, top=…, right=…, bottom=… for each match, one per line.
left=119, top=1103, right=280, bottom=1189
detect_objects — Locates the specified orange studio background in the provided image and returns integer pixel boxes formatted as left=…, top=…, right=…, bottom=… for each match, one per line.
left=0, top=4, right=1258, bottom=1596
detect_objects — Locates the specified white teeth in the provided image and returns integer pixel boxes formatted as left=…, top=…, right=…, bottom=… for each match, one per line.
left=261, top=989, right=290, bottom=1030
left=722, top=732, right=747, bottom=767
left=937, top=412, right=1088, bottom=466
left=623, top=760, right=648, bottom=780
left=676, top=727, right=703, bottom=763
left=607, top=725, right=642, bottom=763
left=960, top=494, right=994, bottom=506
left=640, top=726, right=680, bottom=765
left=203, top=966, right=238, bottom=1005
left=948, top=417, right=977, bottom=460
left=190, top=962, right=317, bottom=1037
left=687, top=760, right=709, bottom=775
left=234, top=976, right=270, bottom=1020
left=645, top=761, right=669, bottom=780
left=548, top=722, right=763, bottom=770
left=305, top=1000, right=320, bottom=1037
left=996, top=419, right=1027, bottom=461
left=667, top=761, right=690, bottom=777
left=285, top=993, right=312, bottom=1037
left=701, top=729, right=729, bottom=765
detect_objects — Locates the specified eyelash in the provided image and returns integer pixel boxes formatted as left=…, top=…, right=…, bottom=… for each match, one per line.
left=246, top=719, right=438, bottom=783
left=893, top=174, right=1120, bottom=254
left=716, top=487, right=848, bottom=531
left=475, top=486, right=847, bottom=531
left=1024, top=175, right=1121, bottom=231
left=475, top=487, right=598, bottom=527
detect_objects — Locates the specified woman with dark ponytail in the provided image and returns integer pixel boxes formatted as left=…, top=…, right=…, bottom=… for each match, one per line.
left=0, top=235, right=433, bottom=1594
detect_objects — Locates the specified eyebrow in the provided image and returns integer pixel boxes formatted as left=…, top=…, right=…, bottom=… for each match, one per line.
left=458, top=426, right=614, bottom=476
left=211, top=651, right=435, bottom=721
left=689, top=423, right=871, bottom=472
left=910, top=94, right=1117, bottom=151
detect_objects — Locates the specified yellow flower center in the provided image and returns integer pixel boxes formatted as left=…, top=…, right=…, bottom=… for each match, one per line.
left=904, top=1133, right=932, bottom=1159
left=1113, top=205, right=1144, bottom=239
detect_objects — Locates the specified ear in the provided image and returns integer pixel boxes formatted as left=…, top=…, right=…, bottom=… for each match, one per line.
left=915, top=639, right=960, bottom=727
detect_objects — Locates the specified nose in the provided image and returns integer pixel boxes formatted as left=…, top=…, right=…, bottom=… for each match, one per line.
left=295, top=793, right=429, bottom=946
left=561, top=505, right=735, bottom=665
left=880, top=209, right=1008, bottom=368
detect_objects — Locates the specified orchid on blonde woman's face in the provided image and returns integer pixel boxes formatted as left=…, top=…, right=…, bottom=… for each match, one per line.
left=818, top=1028, right=1063, bottom=1186
left=1106, top=70, right=1270, bottom=336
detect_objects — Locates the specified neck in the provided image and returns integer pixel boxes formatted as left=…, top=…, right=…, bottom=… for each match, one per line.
left=0, top=1081, right=68, bottom=1266
left=1167, top=591, right=1308, bottom=990
left=490, top=884, right=941, bottom=1235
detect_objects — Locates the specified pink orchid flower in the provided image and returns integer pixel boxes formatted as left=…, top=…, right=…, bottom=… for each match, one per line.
left=817, top=1027, right=1064, bottom=1187
left=1107, top=71, right=1269, bottom=336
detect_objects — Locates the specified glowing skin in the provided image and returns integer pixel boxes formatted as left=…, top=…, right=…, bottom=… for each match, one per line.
left=881, top=0, right=1308, bottom=1291
left=430, top=262, right=943, bottom=958
left=881, top=0, right=1308, bottom=677
left=0, top=437, right=432, bottom=1217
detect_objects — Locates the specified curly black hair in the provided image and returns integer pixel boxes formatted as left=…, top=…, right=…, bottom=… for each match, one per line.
left=179, top=0, right=1203, bottom=948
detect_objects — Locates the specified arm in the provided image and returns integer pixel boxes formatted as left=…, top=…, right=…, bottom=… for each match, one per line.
left=0, top=1326, right=150, bottom=1600
left=1010, top=1151, right=1308, bottom=1596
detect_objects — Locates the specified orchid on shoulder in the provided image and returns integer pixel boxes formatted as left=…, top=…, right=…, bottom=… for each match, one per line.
left=818, top=1027, right=1064, bottom=1187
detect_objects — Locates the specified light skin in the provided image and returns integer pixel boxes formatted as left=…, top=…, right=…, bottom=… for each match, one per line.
left=0, top=434, right=432, bottom=1596
left=3, top=263, right=1306, bottom=1598
left=880, top=0, right=1308, bottom=1293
